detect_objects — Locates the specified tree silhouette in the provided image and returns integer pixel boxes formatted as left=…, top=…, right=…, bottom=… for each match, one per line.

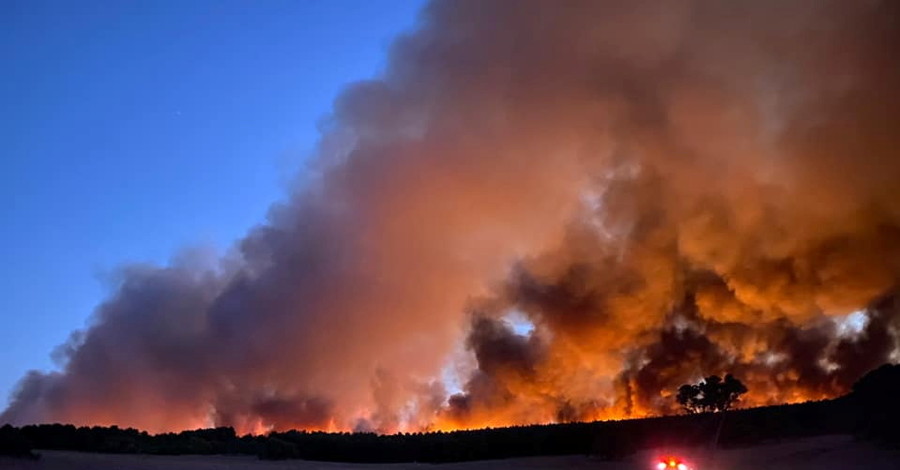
left=677, top=374, right=748, bottom=414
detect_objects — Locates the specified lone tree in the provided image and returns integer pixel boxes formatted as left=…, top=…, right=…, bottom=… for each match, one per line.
left=677, top=374, right=748, bottom=414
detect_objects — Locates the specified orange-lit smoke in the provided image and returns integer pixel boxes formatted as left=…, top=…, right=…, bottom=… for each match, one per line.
left=3, top=0, right=900, bottom=434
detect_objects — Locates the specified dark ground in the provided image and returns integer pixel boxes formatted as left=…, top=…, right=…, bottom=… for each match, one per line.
left=2, top=435, right=898, bottom=470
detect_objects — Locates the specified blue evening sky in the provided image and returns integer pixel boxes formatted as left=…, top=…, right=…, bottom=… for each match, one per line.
left=0, top=0, right=426, bottom=406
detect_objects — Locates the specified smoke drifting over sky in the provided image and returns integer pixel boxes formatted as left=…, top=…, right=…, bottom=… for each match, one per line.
left=4, top=0, right=900, bottom=433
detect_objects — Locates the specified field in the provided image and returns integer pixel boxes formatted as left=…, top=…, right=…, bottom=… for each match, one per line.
left=1, top=435, right=897, bottom=470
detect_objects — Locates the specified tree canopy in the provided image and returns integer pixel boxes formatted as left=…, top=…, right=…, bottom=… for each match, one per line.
left=677, top=374, right=748, bottom=414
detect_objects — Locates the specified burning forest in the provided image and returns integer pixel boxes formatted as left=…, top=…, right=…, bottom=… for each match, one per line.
left=3, top=0, right=900, bottom=435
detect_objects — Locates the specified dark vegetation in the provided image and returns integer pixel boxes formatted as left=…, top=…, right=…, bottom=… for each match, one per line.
left=0, top=424, right=39, bottom=459
left=1, top=364, right=897, bottom=462
left=850, top=363, right=900, bottom=447
left=677, top=374, right=748, bottom=414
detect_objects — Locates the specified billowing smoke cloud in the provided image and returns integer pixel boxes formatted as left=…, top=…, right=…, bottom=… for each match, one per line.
left=4, top=0, right=900, bottom=433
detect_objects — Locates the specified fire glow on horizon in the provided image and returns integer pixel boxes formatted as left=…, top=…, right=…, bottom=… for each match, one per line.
left=3, top=0, right=900, bottom=435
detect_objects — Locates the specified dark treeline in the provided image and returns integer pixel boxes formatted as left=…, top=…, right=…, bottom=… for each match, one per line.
left=259, top=398, right=857, bottom=462
left=3, top=425, right=259, bottom=457
left=2, top=364, right=898, bottom=462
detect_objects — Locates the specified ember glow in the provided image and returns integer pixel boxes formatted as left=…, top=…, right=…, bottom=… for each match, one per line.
left=3, top=0, right=900, bottom=434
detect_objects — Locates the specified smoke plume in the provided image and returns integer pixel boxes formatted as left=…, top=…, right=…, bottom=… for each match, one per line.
left=4, top=0, right=900, bottom=433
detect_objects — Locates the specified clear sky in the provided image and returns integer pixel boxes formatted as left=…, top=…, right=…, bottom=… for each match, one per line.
left=0, top=0, right=426, bottom=407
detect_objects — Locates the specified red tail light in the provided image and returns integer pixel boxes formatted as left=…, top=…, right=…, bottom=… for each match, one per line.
left=656, top=457, right=690, bottom=470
